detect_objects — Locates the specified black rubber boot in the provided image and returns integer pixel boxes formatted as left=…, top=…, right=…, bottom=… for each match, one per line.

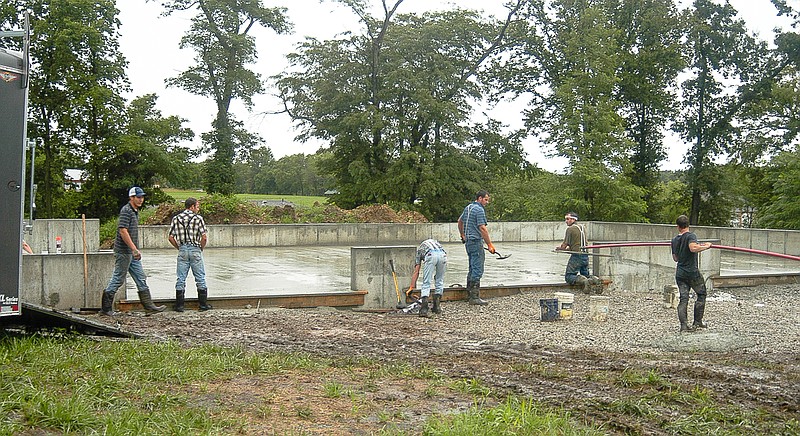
left=465, top=280, right=474, bottom=302
left=680, top=323, right=696, bottom=333
left=431, top=294, right=442, bottom=314
left=174, top=289, right=185, bottom=312
left=574, top=275, right=590, bottom=293
left=468, top=280, right=488, bottom=306
left=198, top=288, right=213, bottom=311
left=693, top=297, right=707, bottom=328
left=138, top=290, right=166, bottom=314
left=419, top=296, right=430, bottom=318
left=100, top=292, right=116, bottom=316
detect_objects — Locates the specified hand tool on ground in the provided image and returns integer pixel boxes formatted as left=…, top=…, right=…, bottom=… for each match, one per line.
left=389, top=259, right=406, bottom=309
left=484, top=246, right=511, bottom=259
left=552, top=249, right=614, bottom=257
left=405, top=285, right=422, bottom=304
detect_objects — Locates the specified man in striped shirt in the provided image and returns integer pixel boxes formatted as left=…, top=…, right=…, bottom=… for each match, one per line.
left=168, top=197, right=211, bottom=311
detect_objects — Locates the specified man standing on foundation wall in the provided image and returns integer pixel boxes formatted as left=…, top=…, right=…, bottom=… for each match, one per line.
left=671, top=214, right=712, bottom=332
left=458, top=190, right=494, bottom=306
left=100, top=187, right=166, bottom=316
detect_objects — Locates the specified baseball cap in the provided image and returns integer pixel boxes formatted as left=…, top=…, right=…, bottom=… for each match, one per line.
left=128, top=186, right=146, bottom=197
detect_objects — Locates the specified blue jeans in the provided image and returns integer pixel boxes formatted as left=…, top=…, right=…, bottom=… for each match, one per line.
left=421, top=250, right=447, bottom=297
left=564, top=253, right=589, bottom=284
left=465, top=239, right=485, bottom=282
left=176, top=245, right=207, bottom=291
left=104, top=251, right=149, bottom=296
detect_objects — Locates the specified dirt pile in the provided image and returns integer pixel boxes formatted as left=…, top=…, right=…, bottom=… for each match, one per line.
left=144, top=199, right=428, bottom=225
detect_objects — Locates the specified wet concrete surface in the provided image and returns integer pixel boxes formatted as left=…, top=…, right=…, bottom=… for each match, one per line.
left=130, top=241, right=800, bottom=300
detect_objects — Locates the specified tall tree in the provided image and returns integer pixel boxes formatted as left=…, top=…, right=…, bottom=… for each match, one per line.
left=162, top=0, right=291, bottom=195
left=609, top=0, right=684, bottom=221
left=675, top=0, right=779, bottom=225
left=514, top=0, right=646, bottom=221
left=275, top=0, right=528, bottom=221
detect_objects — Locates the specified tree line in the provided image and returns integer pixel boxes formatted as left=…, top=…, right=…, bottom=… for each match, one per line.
left=2, top=0, right=800, bottom=227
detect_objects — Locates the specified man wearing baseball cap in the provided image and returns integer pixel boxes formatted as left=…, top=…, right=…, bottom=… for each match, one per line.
left=555, top=212, right=592, bottom=292
left=100, top=186, right=165, bottom=315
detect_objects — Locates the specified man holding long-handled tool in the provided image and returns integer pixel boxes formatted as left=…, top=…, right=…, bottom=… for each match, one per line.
left=458, top=190, right=494, bottom=306
left=406, top=239, right=447, bottom=318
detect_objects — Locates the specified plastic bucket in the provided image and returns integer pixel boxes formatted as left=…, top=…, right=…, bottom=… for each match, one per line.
left=553, top=292, right=574, bottom=320
left=539, top=298, right=560, bottom=322
left=589, top=296, right=610, bottom=321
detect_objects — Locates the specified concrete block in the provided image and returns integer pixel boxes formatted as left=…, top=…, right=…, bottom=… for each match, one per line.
left=30, top=219, right=101, bottom=254
left=785, top=231, right=800, bottom=256
left=495, top=222, right=521, bottom=242
left=536, top=222, right=562, bottom=242
left=732, top=229, right=752, bottom=249
left=751, top=230, right=769, bottom=251
left=207, top=225, right=234, bottom=247
left=350, top=246, right=416, bottom=310
left=767, top=230, right=786, bottom=255
left=380, top=224, right=416, bottom=244
left=21, top=252, right=115, bottom=310
left=139, top=225, right=170, bottom=249
left=316, top=224, right=340, bottom=245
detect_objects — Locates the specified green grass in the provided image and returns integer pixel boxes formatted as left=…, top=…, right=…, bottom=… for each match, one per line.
left=0, top=333, right=612, bottom=435
left=162, top=188, right=327, bottom=208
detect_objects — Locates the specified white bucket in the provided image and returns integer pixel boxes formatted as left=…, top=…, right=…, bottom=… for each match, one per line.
left=553, top=292, right=574, bottom=320
left=589, top=296, right=610, bottom=321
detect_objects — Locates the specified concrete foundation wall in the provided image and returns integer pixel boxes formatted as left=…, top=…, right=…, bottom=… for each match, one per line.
left=26, top=219, right=101, bottom=254
left=21, top=252, right=115, bottom=310
left=351, top=246, right=416, bottom=310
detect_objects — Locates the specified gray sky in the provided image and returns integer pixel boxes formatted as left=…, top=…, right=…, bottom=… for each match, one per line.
left=118, top=0, right=793, bottom=173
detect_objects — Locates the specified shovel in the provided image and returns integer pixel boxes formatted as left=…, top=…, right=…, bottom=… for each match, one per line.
left=484, top=246, right=511, bottom=260
left=389, top=259, right=406, bottom=309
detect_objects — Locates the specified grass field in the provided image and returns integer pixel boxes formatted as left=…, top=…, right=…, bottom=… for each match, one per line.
left=162, top=188, right=328, bottom=208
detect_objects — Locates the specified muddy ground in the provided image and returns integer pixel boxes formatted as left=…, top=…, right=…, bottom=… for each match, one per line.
left=109, top=284, right=800, bottom=434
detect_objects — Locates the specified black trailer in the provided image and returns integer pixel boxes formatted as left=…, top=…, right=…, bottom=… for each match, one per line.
left=0, top=23, right=30, bottom=317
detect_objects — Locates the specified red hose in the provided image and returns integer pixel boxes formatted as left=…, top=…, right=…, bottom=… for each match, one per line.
left=584, top=242, right=800, bottom=262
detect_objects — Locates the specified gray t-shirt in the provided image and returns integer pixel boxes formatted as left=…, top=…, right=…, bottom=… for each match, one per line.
left=113, top=202, right=139, bottom=253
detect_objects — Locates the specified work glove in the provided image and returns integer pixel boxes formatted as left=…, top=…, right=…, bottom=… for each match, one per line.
left=487, top=243, right=496, bottom=254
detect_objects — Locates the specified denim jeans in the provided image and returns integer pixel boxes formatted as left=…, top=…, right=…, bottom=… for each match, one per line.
left=176, top=245, right=207, bottom=291
left=104, top=251, right=149, bottom=296
left=564, top=253, right=589, bottom=284
left=676, top=272, right=707, bottom=325
left=421, top=250, right=447, bottom=297
left=465, top=239, right=485, bottom=282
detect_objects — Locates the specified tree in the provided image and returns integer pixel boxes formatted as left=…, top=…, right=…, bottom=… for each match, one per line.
left=1, top=0, right=130, bottom=218
left=674, top=0, right=785, bottom=225
left=275, top=1, right=529, bottom=221
left=77, top=94, right=195, bottom=220
left=513, top=0, right=646, bottom=221
left=162, top=0, right=291, bottom=195
left=610, top=0, right=684, bottom=221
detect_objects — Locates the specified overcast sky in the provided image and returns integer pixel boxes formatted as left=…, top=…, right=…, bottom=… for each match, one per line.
left=117, top=0, right=794, bottom=173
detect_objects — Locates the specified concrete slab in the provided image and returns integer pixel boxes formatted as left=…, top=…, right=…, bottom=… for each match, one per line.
left=130, top=241, right=800, bottom=301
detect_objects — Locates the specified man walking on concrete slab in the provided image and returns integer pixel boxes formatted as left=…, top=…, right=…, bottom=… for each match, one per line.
left=458, top=190, right=494, bottom=306
left=100, top=187, right=165, bottom=316
left=671, top=214, right=712, bottom=332
left=169, top=197, right=212, bottom=312
left=407, top=238, right=447, bottom=317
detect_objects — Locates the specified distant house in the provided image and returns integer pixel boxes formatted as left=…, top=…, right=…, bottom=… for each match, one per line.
left=254, top=199, right=296, bottom=208
left=324, top=189, right=339, bottom=196
left=64, top=169, right=86, bottom=191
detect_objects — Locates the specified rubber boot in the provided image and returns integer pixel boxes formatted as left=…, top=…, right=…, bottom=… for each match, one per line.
left=692, top=299, right=707, bottom=329
left=138, top=290, right=166, bottom=314
left=677, top=299, right=694, bottom=332
left=468, top=280, right=488, bottom=306
left=174, top=289, right=185, bottom=312
left=100, top=292, right=116, bottom=316
left=574, top=275, right=590, bottom=293
left=198, top=288, right=213, bottom=311
left=465, top=280, right=474, bottom=302
left=431, top=294, right=442, bottom=314
left=418, top=296, right=430, bottom=318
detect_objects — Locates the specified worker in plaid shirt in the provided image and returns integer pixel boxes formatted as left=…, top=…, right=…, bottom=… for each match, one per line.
left=168, top=197, right=212, bottom=311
